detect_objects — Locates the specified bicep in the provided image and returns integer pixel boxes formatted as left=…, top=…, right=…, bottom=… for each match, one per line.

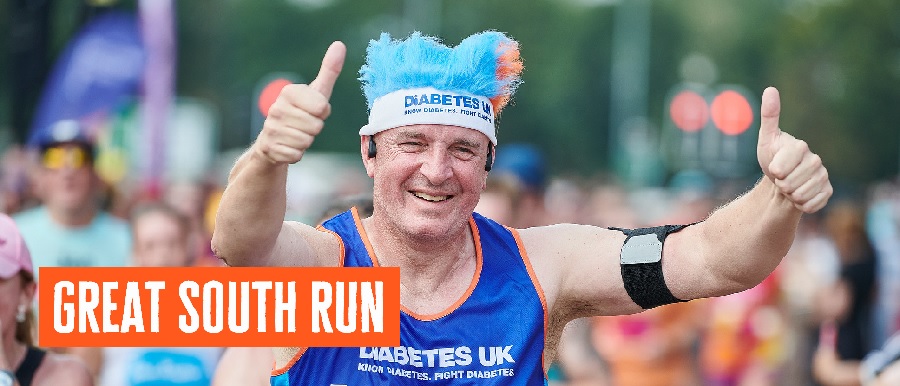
left=261, top=221, right=342, bottom=267
left=520, top=224, right=640, bottom=320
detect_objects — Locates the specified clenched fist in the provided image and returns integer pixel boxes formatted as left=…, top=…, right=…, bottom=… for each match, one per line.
left=254, top=41, right=347, bottom=165
left=757, top=87, right=833, bottom=213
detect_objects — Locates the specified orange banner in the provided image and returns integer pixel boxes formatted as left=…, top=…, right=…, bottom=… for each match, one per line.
left=38, top=267, right=400, bottom=348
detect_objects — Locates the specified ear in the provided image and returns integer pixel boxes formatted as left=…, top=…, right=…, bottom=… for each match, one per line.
left=360, top=135, right=376, bottom=178
left=485, top=143, right=494, bottom=172
left=482, top=145, right=493, bottom=191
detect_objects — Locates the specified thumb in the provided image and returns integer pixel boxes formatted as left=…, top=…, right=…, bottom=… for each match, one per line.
left=757, top=86, right=782, bottom=150
left=309, top=41, right=347, bottom=100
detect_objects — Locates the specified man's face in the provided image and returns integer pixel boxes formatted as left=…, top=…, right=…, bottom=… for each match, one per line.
left=362, top=125, right=491, bottom=240
left=37, top=144, right=95, bottom=212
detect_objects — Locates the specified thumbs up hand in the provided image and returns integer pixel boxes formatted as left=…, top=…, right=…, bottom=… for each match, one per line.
left=254, top=41, right=346, bottom=165
left=756, top=87, right=833, bottom=213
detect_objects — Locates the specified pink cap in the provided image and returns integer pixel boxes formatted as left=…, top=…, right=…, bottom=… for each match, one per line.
left=0, top=213, right=33, bottom=279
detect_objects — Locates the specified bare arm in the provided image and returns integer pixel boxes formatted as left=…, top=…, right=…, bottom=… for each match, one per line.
left=670, top=87, right=831, bottom=299
left=211, top=42, right=346, bottom=267
left=813, top=346, right=862, bottom=386
left=524, top=87, right=832, bottom=323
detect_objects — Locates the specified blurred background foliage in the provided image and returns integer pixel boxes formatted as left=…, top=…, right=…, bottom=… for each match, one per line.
left=2, top=0, right=898, bottom=185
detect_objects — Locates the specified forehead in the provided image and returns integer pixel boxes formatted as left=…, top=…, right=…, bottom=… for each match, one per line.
left=381, top=125, right=489, bottom=147
left=134, top=212, right=184, bottom=236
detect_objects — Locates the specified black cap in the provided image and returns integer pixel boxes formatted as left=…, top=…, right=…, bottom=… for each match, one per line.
left=35, top=120, right=96, bottom=161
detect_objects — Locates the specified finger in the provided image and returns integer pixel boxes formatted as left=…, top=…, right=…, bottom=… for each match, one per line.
left=270, top=119, right=323, bottom=149
left=785, top=167, right=828, bottom=203
left=799, top=189, right=832, bottom=213
left=759, top=87, right=782, bottom=140
left=775, top=151, right=823, bottom=194
left=309, top=41, right=347, bottom=100
left=267, top=101, right=326, bottom=136
left=767, top=137, right=806, bottom=180
left=268, top=143, right=305, bottom=164
left=276, top=84, right=331, bottom=119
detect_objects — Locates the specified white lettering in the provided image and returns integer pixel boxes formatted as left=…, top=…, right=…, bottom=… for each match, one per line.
left=228, top=281, right=249, bottom=333
left=53, top=281, right=74, bottom=333
left=311, top=281, right=333, bottom=333
left=121, top=281, right=144, bottom=332
left=78, top=281, right=99, bottom=333
left=179, top=281, right=200, bottom=333
left=145, top=281, right=165, bottom=333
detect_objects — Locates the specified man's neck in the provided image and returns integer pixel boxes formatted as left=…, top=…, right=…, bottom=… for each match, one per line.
left=362, top=215, right=476, bottom=296
left=47, top=205, right=97, bottom=228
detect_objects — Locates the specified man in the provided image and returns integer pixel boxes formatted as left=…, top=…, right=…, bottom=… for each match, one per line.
left=212, top=32, right=832, bottom=385
left=14, top=120, right=131, bottom=272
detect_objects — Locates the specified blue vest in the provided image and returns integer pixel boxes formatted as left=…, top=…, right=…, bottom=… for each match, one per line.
left=274, top=208, right=547, bottom=385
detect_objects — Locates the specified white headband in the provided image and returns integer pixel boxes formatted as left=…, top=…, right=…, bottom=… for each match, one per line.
left=359, top=87, right=497, bottom=145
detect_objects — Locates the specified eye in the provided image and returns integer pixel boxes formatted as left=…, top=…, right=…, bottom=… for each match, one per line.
left=452, top=146, right=476, bottom=160
left=398, top=142, right=425, bottom=152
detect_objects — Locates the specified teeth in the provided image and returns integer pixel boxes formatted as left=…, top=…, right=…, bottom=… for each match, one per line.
left=413, top=192, right=449, bottom=202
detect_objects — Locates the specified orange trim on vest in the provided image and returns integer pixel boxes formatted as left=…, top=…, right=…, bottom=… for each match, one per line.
left=507, top=226, right=549, bottom=377
left=271, top=347, right=308, bottom=376
left=350, top=206, right=378, bottom=267
left=315, top=224, right=346, bottom=267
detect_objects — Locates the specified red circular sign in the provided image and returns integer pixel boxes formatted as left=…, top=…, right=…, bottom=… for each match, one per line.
left=258, top=78, right=293, bottom=116
left=669, top=90, right=709, bottom=133
left=710, top=90, right=753, bottom=136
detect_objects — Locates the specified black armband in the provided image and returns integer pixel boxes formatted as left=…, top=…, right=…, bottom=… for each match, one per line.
left=609, top=223, right=696, bottom=309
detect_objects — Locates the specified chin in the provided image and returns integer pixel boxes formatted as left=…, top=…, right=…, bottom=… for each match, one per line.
left=404, top=219, right=450, bottom=238
left=398, top=214, right=464, bottom=240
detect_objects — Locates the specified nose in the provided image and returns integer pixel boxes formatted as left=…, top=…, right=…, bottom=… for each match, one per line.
left=419, top=147, right=453, bottom=185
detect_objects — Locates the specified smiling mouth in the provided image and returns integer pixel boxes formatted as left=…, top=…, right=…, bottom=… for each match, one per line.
left=412, top=192, right=453, bottom=202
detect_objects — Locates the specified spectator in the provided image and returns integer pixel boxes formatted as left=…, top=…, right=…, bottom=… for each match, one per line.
left=474, top=174, right=523, bottom=226
left=820, top=201, right=877, bottom=362
left=0, top=213, right=93, bottom=385
left=13, top=120, right=130, bottom=273
left=490, top=143, right=548, bottom=228
left=165, top=181, right=219, bottom=267
left=866, top=179, right=900, bottom=347
left=814, top=326, right=900, bottom=385
left=1, top=145, right=35, bottom=214
left=804, top=200, right=879, bottom=385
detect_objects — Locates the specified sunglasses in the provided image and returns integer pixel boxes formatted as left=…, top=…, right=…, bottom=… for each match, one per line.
left=41, top=146, right=91, bottom=170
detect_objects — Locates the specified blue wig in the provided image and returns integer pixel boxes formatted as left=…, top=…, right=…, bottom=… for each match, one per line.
left=359, top=31, right=523, bottom=115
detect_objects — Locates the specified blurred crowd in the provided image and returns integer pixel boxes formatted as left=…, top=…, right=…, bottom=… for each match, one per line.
left=2, top=122, right=900, bottom=386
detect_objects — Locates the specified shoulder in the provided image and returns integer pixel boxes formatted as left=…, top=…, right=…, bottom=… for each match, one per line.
left=516, top=224, right=633, bottom=317
left=33, top=352, right=95, bottom=386
left=279, top=221, right=343, bottom=267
